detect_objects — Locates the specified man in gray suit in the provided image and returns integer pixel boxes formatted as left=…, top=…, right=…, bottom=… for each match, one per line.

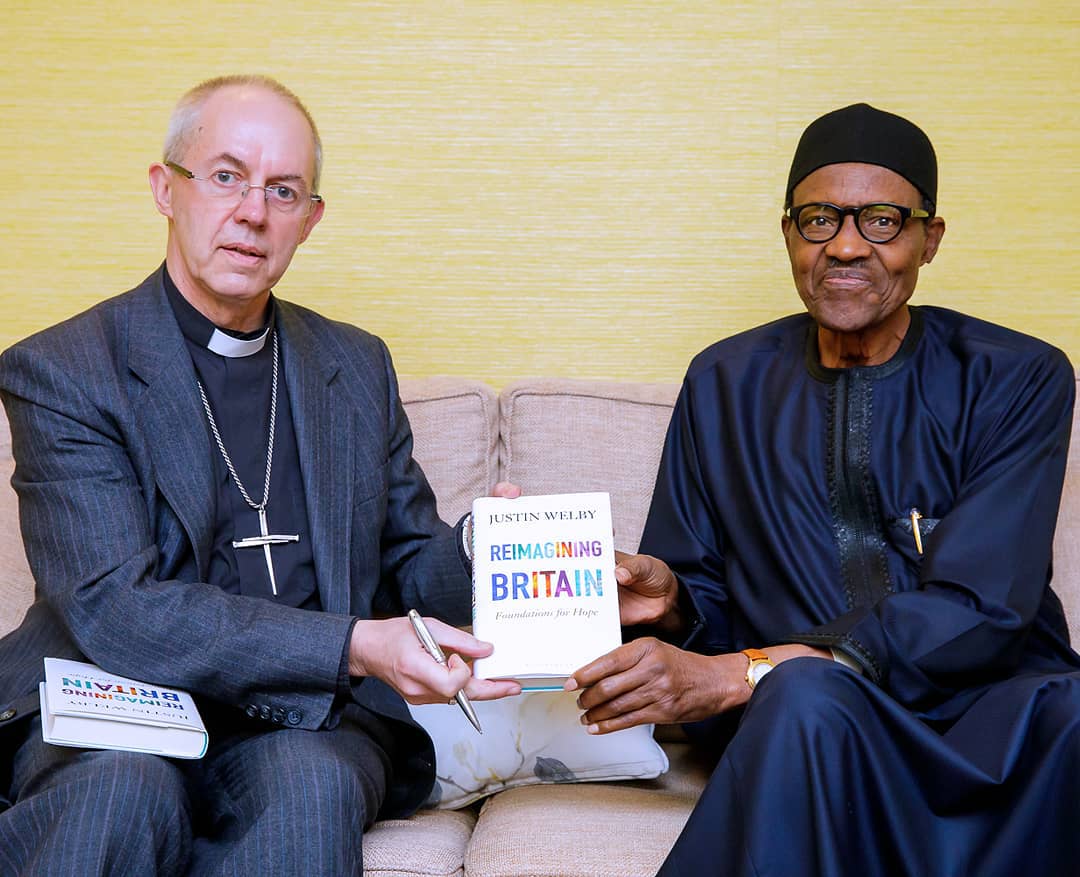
left=0, top=74, right=518, bottom=875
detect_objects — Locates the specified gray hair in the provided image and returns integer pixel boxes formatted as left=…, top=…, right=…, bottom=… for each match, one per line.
left=163, top=74, right=323, bottom=193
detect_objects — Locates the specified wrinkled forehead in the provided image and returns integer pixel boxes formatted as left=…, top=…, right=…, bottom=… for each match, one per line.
left=185, top=85, right=318, bottom=181
left=790, top=162, right=924, bottom=208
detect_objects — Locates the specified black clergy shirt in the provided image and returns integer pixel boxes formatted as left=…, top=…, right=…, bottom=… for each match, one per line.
left=164, top=270, right=321, bottom=610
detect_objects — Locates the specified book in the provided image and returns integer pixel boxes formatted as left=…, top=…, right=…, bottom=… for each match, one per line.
left=39, top=658, right=208, bottom=759
left=471, top=491, right=621, bottom=689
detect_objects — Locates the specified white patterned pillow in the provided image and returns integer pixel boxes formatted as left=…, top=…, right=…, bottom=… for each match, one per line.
left=408, top=690, right=669, bottom=809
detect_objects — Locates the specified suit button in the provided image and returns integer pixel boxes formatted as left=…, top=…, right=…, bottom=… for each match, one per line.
left=245, top=704, right=259, bottom=719
left=272, top=707, right=285, bottom=724
left=259, top=705, right=271, bottom=721
left=286, top=709, right=302, bottom=726
left=0, top=708, right=16, bottom=722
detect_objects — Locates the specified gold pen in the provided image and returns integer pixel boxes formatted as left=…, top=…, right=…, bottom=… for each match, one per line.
left=407, top=609, right=482, bottom=734
left=910, top=508, right=924, bottom=555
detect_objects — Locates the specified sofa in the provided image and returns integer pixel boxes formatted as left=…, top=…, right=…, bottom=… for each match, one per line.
left=2, top=373, right=1079, bottom=877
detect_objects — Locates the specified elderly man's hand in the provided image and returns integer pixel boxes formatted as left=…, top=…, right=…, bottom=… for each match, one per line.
left=349, top=617, right=521, bottom=704
left=566, top=640, right=838, bottom=733
left=614, top=551, right=683, bottom=632
left=565, top=638, right=748, bottom=733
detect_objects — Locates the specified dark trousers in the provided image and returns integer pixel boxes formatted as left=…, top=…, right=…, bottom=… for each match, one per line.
left=0, top=706, right=391, bottom=876
left=657, top=659, right=1080, bottom=877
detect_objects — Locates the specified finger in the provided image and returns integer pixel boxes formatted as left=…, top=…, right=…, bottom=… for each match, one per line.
left=575, top=663, right=650, bottom=711
left=613, top=552, right=644, bottom=585
left=575, top=662, right=660, bottom=715
left=566, top=640, right=650, bottom=691
left=464, top=678, right=522, bottom=701
left=491, top=481, right=522, bottom=498
left=402, top=652, right=473, bottom=703
left=421, top=617, right=495, bottom=658
left=583, top=706, right=656, bottom=735
left=438, top=652, right=475, bottom=690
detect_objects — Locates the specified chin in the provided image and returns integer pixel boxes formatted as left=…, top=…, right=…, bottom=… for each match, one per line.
left=210, top=275, right=270, bottom=302
left=810, top=307, right=876, bottom=334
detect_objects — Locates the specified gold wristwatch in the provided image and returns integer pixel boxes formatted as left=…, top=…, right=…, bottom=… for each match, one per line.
left=741, top=648, right=775, bottom=690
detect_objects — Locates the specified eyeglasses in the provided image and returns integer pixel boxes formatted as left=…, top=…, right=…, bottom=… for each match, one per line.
left=165, top=161, right=322, bottom=215
left=787, top=202, right=931, bottom=244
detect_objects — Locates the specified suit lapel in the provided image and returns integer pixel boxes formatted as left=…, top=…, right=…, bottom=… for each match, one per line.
left=279, top=305, right=354, bottom=615
left=127, top=271, right=215, bottom=577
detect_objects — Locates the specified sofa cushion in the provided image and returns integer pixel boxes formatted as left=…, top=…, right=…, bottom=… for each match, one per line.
left=401, top=378, right=499, bottom=524
left=364, top=807, right=476, bottom=877
left=408, top=690, right=668, bottom=809
left=0, top=450, right=33, bottom=636
left=464, top=742, right=715, bottom=877
left=1053, top=373, right=1080, bottom=638
left=498, top=379, right=679, bottom=553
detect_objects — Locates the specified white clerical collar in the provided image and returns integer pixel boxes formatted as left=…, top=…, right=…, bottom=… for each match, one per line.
left=207, top=326, right=271, bottom=358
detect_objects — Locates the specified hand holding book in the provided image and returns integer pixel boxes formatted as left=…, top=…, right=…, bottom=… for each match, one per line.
left=612, top=551, right=685, bottom=633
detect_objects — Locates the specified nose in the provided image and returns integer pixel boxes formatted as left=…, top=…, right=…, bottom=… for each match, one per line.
left=232, top=184, right=269, bottom=224
left=824, top=213, right=872, bottom=261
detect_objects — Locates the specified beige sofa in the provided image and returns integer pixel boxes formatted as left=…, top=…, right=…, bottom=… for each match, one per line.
left=2, top=374, right=1079, bottom=877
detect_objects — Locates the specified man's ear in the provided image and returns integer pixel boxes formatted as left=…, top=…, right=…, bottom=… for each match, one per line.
left=297, top=197, right=326, bottom=246
left=780, top=213, right=797, bottom=258
left=921, top=216, right=946, bottom=265
left=148, top=163, right=174, bottom=218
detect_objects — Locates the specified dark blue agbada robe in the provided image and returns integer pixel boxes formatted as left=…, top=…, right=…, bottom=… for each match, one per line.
left=643, top=306, right=1080, bottom=877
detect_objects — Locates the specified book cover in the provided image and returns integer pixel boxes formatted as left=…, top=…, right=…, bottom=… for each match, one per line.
left=471, top=491, right=621, bottom=689
left=39, top=658, right=208, bottom=759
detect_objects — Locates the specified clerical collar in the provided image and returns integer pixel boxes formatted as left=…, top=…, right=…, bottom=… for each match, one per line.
left=163, top=266, right=275, bottom=358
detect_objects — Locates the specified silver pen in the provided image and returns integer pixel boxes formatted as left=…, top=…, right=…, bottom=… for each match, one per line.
left=407, top=609, right=482, bottom=733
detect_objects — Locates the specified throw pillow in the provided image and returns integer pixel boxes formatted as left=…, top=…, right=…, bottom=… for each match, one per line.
left=408, top=690, right=669, bottom=809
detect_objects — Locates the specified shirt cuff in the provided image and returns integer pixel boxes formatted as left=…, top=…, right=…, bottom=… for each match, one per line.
left=830, top=647, right=863, bottom=674
left=338, top=616, right=361, bottom=696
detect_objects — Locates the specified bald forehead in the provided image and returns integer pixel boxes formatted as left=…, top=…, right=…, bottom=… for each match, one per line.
left=186, top=84, right=318, bottom=182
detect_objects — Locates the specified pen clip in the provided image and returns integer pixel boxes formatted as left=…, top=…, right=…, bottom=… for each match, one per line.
left=909, top=508, right=924, bottom=555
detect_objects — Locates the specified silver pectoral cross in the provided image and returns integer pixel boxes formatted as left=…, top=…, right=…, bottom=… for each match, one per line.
left=232, top=507, right=300, bottom=596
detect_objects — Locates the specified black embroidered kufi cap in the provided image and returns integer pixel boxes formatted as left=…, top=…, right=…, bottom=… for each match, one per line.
left=785, top=103, right=937, bottom=210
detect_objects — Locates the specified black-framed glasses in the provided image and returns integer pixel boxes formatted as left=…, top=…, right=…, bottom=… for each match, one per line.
left=787, top=202, right=931, bottom=244
left=165, top=161, right=322, bottom=215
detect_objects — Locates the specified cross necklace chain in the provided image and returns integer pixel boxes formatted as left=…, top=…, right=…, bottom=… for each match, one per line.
left=197, top=330, right=298, bottom=596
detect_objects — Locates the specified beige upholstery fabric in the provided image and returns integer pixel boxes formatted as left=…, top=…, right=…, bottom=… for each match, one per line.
left=401, top=377, right=499, bottom=525
left=0, top=453, right=33, bottom=635
left=1053, top=376, right=1080, bottom=637
left=498, top=379, right=679, bottom=553
left=364, top=808, right=477, bottom=877
left=464, top=742, right=715, bottom=877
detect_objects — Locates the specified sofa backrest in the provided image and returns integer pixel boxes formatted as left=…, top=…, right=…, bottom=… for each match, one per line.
left=496, top=379, right=680, bottom=554
left=1, top=374, right=1079, bottom=642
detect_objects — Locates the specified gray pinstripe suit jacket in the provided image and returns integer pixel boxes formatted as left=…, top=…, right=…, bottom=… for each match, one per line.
left=0, top=267, right=470, bottom=816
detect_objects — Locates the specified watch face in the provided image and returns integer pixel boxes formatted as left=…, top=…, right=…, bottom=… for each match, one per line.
left=749, top=660, right=773, bottom=687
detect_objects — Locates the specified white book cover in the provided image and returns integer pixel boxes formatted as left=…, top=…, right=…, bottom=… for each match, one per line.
left=39, top=658, right=208, bottom=759
left=472, top=492, right=621, bottom=689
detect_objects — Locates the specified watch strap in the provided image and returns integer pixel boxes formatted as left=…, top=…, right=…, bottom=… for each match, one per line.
left=741, top=648, right=775, bottom=690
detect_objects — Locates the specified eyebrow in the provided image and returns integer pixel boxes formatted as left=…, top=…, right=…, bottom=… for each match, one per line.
left=207, top=152, right=307, bottom=184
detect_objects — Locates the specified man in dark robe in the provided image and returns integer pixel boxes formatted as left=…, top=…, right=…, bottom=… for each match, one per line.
left=568, top=103, right=1080, bottom=876
left=0, top=75, right=518, bottom=875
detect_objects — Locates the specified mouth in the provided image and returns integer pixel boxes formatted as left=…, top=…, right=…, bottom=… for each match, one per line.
left=220, top=243, right=266, bottom=265
left=821, top=270, right=873, bottom=291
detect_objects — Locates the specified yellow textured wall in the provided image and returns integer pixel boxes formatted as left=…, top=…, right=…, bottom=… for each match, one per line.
left=2, top=2, right=1076, bottom=385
